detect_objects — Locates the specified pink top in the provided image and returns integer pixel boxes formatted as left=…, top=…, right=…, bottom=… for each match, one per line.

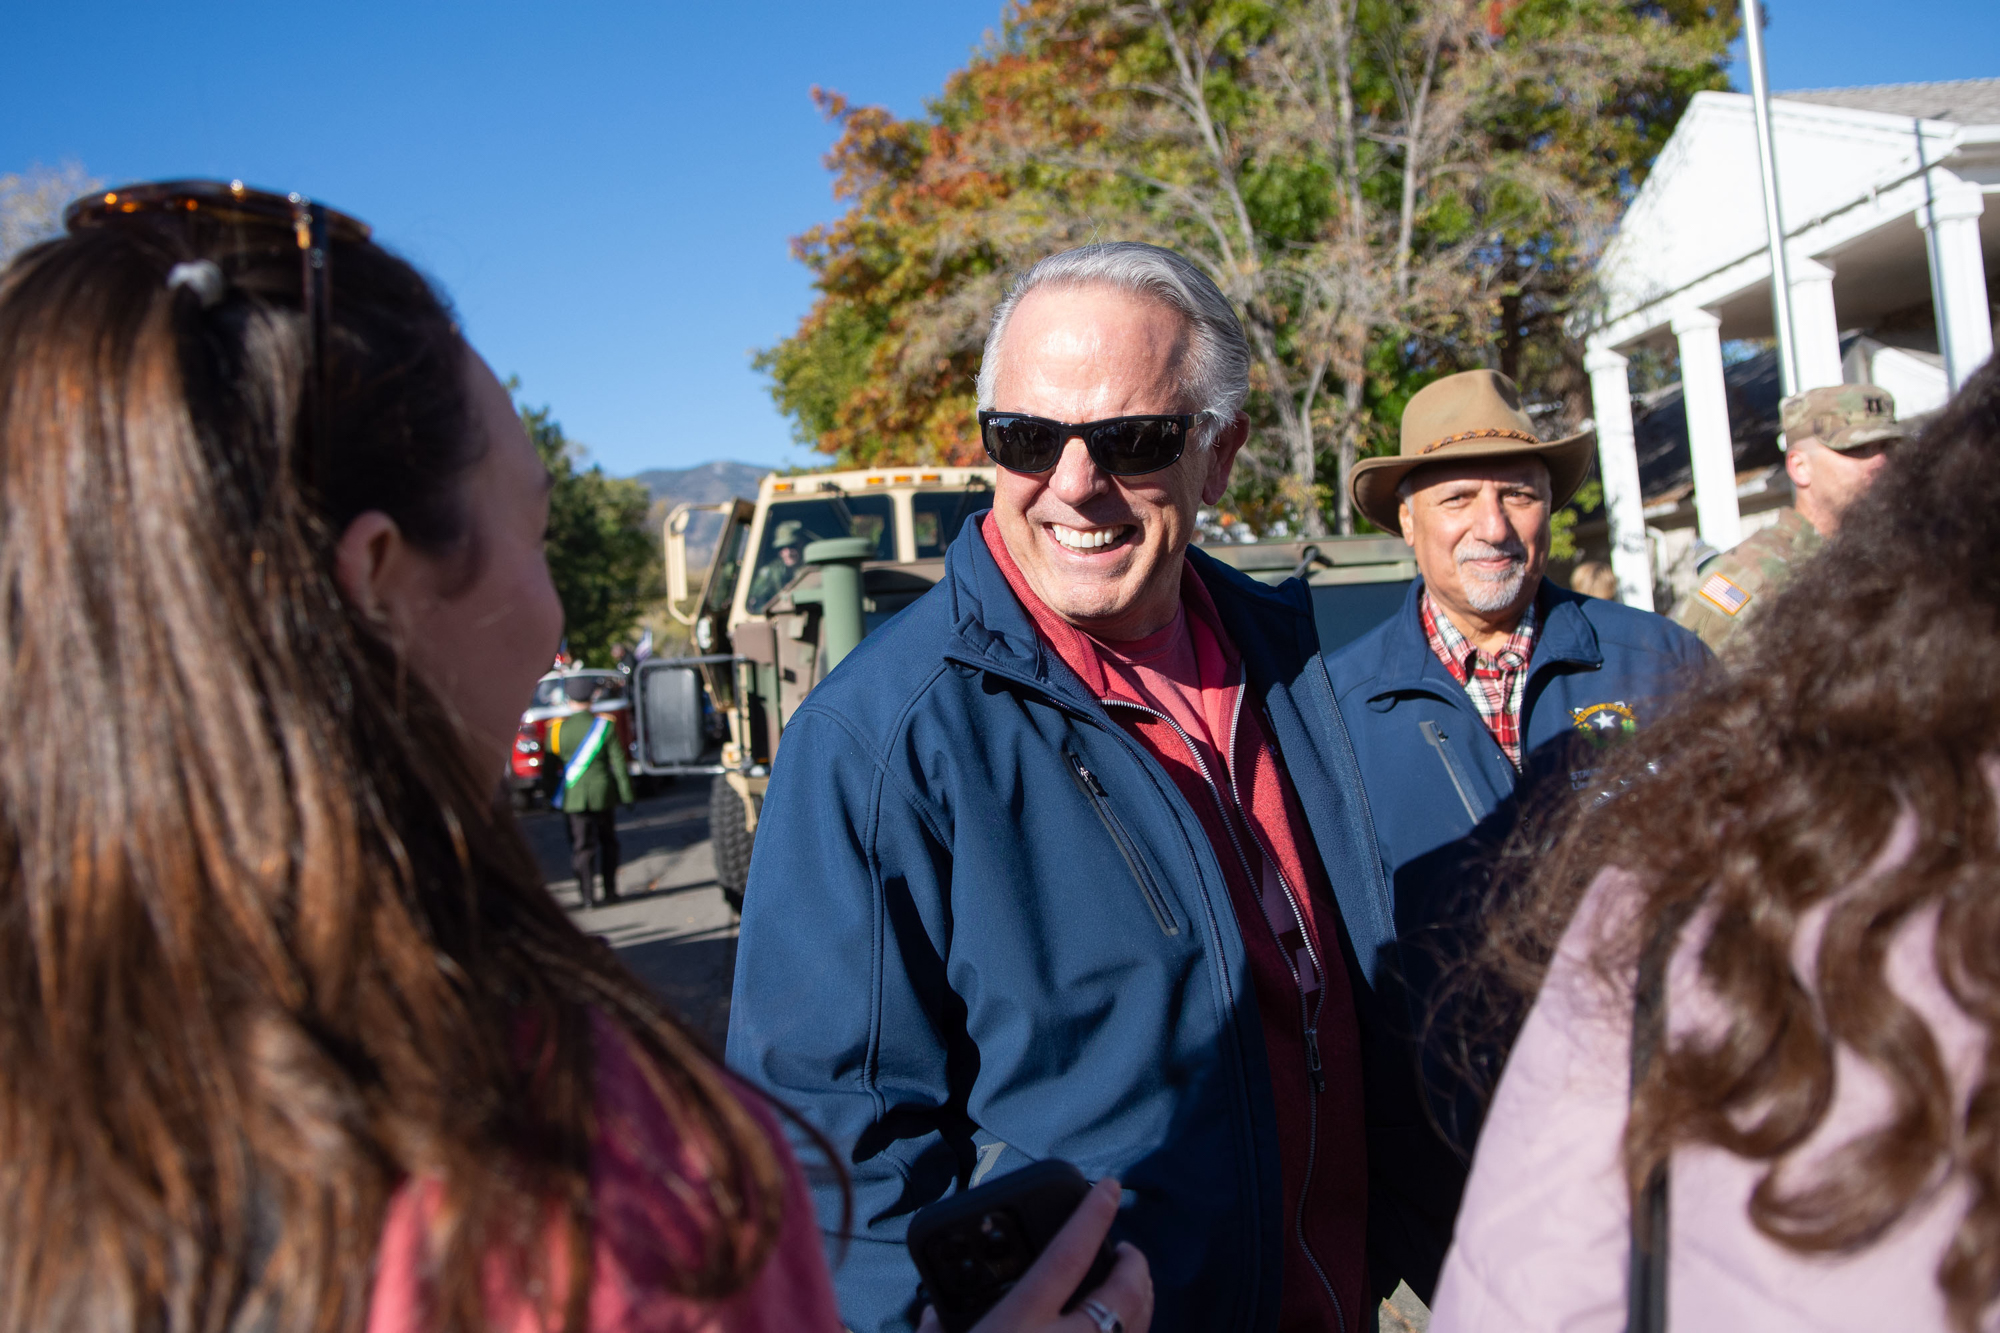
left=1433, top=814, right=1987, bottom=1331
left=367, top=1012, right=843, bottom=1333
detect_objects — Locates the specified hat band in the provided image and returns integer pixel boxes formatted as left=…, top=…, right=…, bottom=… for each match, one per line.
left=1418, top=427, right=1542, bottom=455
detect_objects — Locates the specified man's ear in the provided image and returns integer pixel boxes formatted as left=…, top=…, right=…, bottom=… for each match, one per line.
left=334, top=510, right=410, bottom=628
left=1785, top=439, right=1814, bottom=493
left=1397, top=499, right=1416, bottom=547
left=1199, top=413, right=1251, bottom=506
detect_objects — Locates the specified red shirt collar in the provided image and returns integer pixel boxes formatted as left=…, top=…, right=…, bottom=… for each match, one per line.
left=977, top=514, right=1240, bottom=698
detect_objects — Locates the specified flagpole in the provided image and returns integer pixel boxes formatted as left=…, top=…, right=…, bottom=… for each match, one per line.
left=1741, top=0, right=1799, bottom=398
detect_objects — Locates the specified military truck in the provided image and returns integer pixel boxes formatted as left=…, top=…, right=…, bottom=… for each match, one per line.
left=647, top=465, right=1416, bottom=913
left=650, top=466, right=997, bottom=910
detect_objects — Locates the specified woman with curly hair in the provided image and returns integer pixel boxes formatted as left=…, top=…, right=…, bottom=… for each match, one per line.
left=1431, top=359, right=2000, bottom=1332
left=0, top=181, right=1148, bottom=1333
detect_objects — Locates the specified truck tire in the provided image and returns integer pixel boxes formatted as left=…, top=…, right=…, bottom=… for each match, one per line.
left=710, top=775, right=755, bottom=916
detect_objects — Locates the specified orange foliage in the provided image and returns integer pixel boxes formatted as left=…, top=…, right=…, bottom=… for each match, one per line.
left=771, top=4, right=1123, bottom=466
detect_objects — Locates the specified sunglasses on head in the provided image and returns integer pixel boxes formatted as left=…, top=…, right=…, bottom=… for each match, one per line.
left=978, top=410, right=1197, bottom=477
left=65, top=179, right=373, bottom=477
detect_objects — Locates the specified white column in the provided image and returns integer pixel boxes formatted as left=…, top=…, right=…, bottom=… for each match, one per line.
left=1584, top=342, right=1654, bottom=609
left=1920, top=174, right=1993, bottom=393
left=1671, top=307, right=1743, bottom=551
left=1789, top=257, right=1844, bottom=390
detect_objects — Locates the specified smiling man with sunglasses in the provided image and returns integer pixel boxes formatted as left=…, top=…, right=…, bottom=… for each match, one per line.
left=975, top=276, right=1244, bottom=641
left=730, top=242, right=1440, bottom=1333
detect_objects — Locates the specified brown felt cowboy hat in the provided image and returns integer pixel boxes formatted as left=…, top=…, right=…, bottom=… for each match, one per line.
left=1349, top=369, right=1594, bottom=534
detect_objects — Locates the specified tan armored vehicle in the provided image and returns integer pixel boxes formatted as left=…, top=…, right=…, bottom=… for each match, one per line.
left=650, top=465, right=1415, bottom=912
left=656, top=467, right=996, bottom=909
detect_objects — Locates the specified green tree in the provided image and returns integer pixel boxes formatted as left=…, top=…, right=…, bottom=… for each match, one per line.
left=1550, top=478, right=1603, bottom=562
left=518, top=395, right=660, bottom=666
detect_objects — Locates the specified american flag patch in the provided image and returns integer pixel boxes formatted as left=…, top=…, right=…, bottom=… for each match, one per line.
left=1697, top=573, right=1751, bottom=616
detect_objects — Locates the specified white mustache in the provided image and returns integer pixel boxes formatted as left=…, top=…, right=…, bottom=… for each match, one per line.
left=1456, top=539, right=1527, bottom=572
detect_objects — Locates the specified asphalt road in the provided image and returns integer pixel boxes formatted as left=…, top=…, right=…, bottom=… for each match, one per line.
left=519, top=779, right=740, bottom=1050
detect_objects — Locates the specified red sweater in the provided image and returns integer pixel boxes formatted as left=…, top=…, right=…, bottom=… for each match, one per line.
left=982, top=519, right=1368, bottom=1330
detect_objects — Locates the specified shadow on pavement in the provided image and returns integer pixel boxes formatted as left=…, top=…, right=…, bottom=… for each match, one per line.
left=613, top=927, right=739, bottom=1053
left=594, top=878, right=715, bottom=909
left=519, top=779, right=709, bottom=886
left=521, top=783, right=740, bottom=1050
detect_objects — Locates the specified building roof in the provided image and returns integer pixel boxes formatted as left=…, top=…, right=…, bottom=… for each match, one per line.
left=1632, top=342, right=1784, bottom=504
left=1588, top=77, right=2000, bottom=350
left=1776, top=77, right=2000, bottom=125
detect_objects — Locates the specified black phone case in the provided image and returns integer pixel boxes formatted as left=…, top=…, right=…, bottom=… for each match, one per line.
left=906, top=1159, right=1118, bottom=1333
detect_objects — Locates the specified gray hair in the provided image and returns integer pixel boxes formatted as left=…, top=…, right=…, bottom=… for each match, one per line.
left=974, top=242, right=1250, bottom=447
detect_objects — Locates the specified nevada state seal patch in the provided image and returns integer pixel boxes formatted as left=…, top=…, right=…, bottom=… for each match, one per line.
left=1570, top=700, right=1637, bottom=749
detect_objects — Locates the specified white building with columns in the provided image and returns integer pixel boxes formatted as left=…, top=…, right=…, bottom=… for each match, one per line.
left=1584, top=78, right=1999, bottom=608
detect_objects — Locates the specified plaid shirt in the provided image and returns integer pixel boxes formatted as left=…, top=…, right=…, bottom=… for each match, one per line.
left=1421, top=592, right=1540, bottom=769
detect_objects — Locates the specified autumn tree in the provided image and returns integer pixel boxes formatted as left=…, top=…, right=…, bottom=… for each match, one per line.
left=519, top=396, right=661, bottom=666
left=760, top=1, right=1732, bottom=535
left=755, top=30, right=1125, bottom=468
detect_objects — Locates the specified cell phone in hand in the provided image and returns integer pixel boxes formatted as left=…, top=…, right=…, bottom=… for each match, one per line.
left=906, top=1159, right=1118, bottom=1333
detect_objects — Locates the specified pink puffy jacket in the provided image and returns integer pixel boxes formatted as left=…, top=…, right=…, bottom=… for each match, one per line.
left=367, top=1012, right=843, bottom=1333
left=1433, top=818, right=1989, bottom=1332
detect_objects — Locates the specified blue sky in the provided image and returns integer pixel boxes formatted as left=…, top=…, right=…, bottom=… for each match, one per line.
left=1734, top=0, right=1997, bottom=94
left=2, top=1, right=999, bottom=476
left=4, top=1, right=1992, bottom=477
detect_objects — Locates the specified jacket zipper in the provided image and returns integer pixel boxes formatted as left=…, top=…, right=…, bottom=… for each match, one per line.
left=1065, top=751, right=1179, bottom=937
left=1222, top=688, right=1346, bottom=1333
left=1419, top=718, right=1482, bottom=823
left=1105, top=693, right=1346, bottom=1333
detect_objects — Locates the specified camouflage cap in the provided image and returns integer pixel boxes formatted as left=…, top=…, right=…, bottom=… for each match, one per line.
left=1780, top=383, right=1905, bottom=453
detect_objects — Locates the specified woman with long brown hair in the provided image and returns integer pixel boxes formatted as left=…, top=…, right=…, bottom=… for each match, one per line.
left=1430, top=359, right=2000, bottom=1332
left=0, top=181, right=1149, bottom=1333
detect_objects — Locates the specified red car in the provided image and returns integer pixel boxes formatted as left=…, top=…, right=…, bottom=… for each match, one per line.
left=510, top=669, right=636, bottom=806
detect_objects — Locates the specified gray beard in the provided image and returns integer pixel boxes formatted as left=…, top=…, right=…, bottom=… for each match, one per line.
left=1458, top=560, right=1530, bottom=613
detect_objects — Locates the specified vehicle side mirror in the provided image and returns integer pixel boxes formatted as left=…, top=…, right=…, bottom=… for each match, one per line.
left=665, top=505, right=693, bottom=610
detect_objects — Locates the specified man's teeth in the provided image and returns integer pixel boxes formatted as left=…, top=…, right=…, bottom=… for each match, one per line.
left=1050, top=524, right=1127, bottom=551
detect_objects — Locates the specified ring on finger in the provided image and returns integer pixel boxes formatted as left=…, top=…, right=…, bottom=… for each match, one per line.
left=1079, top=1298, right=1124, bottom=1333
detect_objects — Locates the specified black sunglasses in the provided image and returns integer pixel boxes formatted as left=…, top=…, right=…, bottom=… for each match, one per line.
left=64, top=179, right=373, bottom=479
left=978, top=410, right=1197, bottom=477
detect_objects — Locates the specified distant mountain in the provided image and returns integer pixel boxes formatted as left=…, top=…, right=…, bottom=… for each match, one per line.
left=630, top=460, right=769, bottom=509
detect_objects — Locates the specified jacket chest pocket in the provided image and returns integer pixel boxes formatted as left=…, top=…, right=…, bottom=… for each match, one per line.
left=1064, top=751, right=1180, bottom=937
left=1418, top=719, right=1483, bottom=824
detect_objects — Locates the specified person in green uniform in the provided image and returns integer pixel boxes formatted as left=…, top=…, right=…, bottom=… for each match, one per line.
left=745, top=519, right=810, bottom=612
left=1672, top=383, right=1909, bottom=653
left=549, top=680, right=634, bottom=906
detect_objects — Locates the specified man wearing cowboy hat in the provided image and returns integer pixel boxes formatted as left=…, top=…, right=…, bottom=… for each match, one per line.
left=1323, top=370, right=1707, bottom=1249
left=1672, top=384, right=1910, bottom=653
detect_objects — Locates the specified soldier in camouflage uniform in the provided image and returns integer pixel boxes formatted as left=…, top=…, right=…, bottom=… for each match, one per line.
left=1673, top=383, right=1908, bottom=653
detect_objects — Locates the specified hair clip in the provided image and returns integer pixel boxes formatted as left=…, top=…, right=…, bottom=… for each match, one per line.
left=165, top=259, right=227, bottom=309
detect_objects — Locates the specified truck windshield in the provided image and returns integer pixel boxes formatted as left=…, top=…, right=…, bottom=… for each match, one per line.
left=911, top=486, right=989, bottom=558
left=745, top=495, right=895, bottom=613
